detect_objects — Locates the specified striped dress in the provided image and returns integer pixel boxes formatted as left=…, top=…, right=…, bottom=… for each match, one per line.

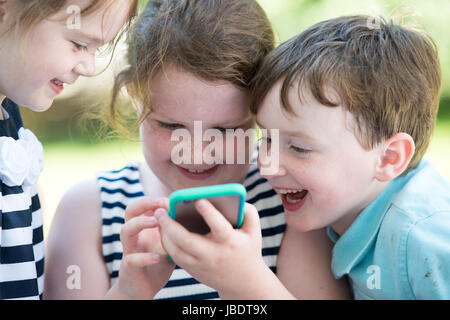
left=0, top=99, right=45, bottom=300
left=97, top=162, right=286, bottom=299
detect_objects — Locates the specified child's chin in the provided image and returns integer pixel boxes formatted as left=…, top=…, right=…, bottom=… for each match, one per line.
left=21, top=97, right=53, bottom=112
left=286, top=215, right=317, bottom=232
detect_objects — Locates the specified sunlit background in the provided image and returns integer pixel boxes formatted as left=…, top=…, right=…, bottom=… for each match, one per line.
left=20, top=0, right=450, bottom=237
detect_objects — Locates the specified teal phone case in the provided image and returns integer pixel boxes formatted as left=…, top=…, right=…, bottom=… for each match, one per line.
left=168, top=183, right=246, bottom=227
left=167, top=183, right=247, bottom=263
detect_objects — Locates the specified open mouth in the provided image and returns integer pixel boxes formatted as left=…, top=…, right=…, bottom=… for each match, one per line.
left=277, top=188, right=308, bottom=211
left=176, top=165, right=219, bottom=180
left=49, top=78, right=65, bottom=94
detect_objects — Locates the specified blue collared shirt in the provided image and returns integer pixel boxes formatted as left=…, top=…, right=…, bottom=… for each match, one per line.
left=327, top=159, right=450, bottom=299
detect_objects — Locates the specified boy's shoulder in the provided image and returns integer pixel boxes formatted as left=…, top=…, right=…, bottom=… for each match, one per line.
left=380, top=159, right=450, bottom=250
left=389, top=159, right=450, bottom=219
left=376, top=160, right=450, bottom=298
left=330, top=160, right=450, bottom=299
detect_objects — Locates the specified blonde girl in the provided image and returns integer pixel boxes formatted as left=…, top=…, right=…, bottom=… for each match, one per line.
left=0, top=0, right=137, bottom=300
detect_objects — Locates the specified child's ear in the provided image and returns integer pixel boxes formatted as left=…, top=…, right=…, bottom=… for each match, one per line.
left=374, top=133, right=415, bottom=182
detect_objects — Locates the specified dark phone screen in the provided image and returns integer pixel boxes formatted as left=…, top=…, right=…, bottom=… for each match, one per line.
left=173, top=195, right=242, bottom=234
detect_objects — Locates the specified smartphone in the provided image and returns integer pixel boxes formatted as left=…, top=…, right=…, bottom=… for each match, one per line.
left=168, top=183, right=247, bottom=235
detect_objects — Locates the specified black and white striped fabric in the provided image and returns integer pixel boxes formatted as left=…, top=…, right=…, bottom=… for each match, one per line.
left=0, top=99, right=45, bottom=300
left=97, top=162, right=286, bottom=300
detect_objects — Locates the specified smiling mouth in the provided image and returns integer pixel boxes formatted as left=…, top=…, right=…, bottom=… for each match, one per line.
left=176, top=165, right=219, bottom=180
left=51, top=78, right=66, bottom=87
left=277, top=188, right=308, bottom=204
left=186, top=168, right=210, bottom=174
left=49, top=79, right=65, bottom=94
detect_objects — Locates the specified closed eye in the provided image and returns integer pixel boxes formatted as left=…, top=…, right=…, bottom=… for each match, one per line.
left=213, top=126, right=239, bottom=133
left=156, top=121, right=184, bottom=130
left=71, top=41, right=88, bottom=52
left=289, top=145, right=311, bottom=154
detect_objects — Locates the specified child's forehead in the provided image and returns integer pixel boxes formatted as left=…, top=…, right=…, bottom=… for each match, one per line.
left=52, top=0, right=102, bottom=18
left=149, top=67, right=252, bottom=125
left=260, top=79, right=342, bottom=114
left=53, top=0, right=131, bottom=41
left=257, top=79, right=359, bottom=139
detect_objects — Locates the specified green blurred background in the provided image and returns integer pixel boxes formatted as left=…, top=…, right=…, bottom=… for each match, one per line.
left=20, top=0, right=449, bottom=236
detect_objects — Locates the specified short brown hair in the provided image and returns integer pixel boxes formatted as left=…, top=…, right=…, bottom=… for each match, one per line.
left=110, top=0, right=274, bottom=132
left=250, top=15, right=441, bottom=173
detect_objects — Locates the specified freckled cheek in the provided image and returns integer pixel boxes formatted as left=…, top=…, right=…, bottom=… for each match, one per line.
left=141, top=128, right=175, bottom=162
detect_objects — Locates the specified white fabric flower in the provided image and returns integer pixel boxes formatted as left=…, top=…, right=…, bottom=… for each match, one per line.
left=0, top=128, right=44, bottom=187
left=18, top=128, right=44, bottom=186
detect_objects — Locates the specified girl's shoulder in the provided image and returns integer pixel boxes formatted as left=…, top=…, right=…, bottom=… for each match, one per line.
left=0, top=98, right=23, bottom=138
left=96, top=161, right=146, bottom=215
left=54, top=178, right=104, bottom=225
left=0, top=100, right=43, bottom=187
left=96, top=161, right=142, bottom=189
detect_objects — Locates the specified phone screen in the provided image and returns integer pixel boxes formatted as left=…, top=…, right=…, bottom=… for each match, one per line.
left=173, top=194, right=242, bottom=234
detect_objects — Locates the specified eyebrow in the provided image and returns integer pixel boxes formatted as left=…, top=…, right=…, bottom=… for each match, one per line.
left=256, top=120, right=316, bottom=142
left=152, top=113, right=252, bottom=128
left=213, top=114, right=253, bottom=128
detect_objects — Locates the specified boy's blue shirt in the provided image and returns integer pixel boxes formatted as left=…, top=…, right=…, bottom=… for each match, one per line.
left=327, top=159, right=450, bottom=299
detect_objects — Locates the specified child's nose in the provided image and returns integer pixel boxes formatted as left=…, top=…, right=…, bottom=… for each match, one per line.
left=73, top=54, right=96, bottom=77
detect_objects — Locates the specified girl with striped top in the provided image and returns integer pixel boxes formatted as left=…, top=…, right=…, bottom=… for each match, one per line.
left=99, top=162, right=285, bottom=300
left=0, top=0, right=138, bottom=300
left=45, top=0, right=348, bottom=300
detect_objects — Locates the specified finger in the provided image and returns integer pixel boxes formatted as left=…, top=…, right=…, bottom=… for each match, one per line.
left=159, top=231, right=198, bottom=267
left=157, top=197, right=170, bottom=211
left=240, top=203, right=262, bottom=240
left=120, top=216, right=158, bottom=254
left=155, top=208, right=207, bottom=260
left=125, top=197, right=169, bottom=222
left=124, top=252, right=161, bottom=268
left=194, top=199, right=233, bottom=242
left=125, top=197, right=154, bottom=222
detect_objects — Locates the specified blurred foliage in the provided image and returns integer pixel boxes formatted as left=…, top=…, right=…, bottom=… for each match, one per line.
left=259, top=0, right=450, bottom=121
left=20, top=0, right=450, bottom=143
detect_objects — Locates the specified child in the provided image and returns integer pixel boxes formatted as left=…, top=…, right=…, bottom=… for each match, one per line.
left=0, top=0, right=137, bottom=300
left=44, top=0, right=349, bottom=299
left=155, top=15, right=450, bottom=299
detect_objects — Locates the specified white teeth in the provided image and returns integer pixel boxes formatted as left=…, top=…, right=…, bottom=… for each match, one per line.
left=52, top=79, right=64, bottom=86
left=187, top=169, right=207, bottom=174
left=277, top=188, right=304, bottom=194
left=286, top=195, right=302, bottom=204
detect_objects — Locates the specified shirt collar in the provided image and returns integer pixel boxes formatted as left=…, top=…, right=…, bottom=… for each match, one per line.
left=328, top=162, right=424, bottom=278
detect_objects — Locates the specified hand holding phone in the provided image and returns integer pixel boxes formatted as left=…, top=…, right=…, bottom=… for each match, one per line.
left=156, top=188, right=266, bottom=297
left=168, top=183, right=246, bottom=234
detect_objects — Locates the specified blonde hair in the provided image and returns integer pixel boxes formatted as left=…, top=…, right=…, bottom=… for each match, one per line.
left=3, top=0, right=138, bottom=54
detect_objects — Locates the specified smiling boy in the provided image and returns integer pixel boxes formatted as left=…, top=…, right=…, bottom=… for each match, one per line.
left=250, top=15, right=450, bottom=299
